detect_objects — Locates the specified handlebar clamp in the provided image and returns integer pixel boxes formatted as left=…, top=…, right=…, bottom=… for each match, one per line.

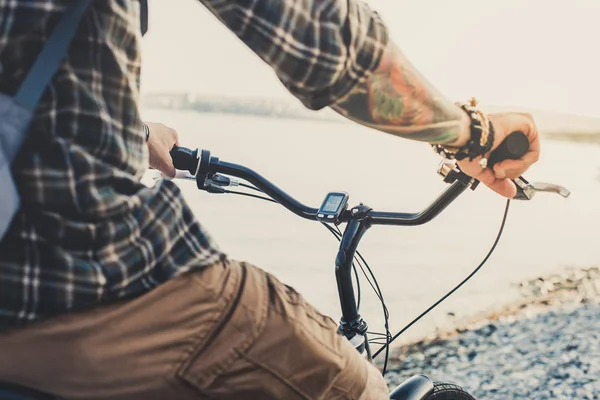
left=437, top=159, right=480, bottom=190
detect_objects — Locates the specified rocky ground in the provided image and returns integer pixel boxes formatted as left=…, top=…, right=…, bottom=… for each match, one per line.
left=383, top=267, right=600, bottom=399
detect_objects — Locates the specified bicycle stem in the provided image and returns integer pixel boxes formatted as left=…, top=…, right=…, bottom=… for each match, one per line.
left=336, top=207, right=372, bottom=326
left=335, top=208, right=373, bottom=359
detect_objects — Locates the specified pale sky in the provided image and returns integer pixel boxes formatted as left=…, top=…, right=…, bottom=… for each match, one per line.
left=140, top=0, right=600, bottom=118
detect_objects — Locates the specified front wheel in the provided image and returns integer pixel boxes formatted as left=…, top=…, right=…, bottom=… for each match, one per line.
left=425, top=381, right=476, bottom=400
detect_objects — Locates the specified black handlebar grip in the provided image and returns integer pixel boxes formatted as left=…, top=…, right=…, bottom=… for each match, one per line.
left=169, top=146, right=198, bottom=174
left=487, top=131, right=529, bottom=169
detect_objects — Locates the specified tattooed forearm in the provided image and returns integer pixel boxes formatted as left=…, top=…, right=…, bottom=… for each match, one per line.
left=332, top=41, right=470, bottom=146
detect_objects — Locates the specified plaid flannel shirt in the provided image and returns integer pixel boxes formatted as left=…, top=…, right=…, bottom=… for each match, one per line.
left=0, top=0, right=387, bottom=330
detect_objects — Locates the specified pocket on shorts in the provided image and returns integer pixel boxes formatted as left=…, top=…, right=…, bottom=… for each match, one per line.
left=176, top=261, right=269, bottom=394
left=228, top=270, right=349, bottom=399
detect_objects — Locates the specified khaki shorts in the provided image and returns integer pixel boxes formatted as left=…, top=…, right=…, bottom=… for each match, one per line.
left=0, top=260, right=368, bottom=399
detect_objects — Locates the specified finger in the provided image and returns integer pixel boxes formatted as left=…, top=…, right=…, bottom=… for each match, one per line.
left=486, top=178, right=517, bottom=198
left=492, top=147, right=540, bottom=179
left=158, top=157, right=176, bottom=179
left=492, top=159, right=521, bottom=179
left=477, top=169, right=517, bottom=198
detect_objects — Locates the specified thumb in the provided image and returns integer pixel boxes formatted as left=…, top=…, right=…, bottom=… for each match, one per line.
left=160, top=157, right=176, bottom=178
left=151, top=151, right=176, bottom=178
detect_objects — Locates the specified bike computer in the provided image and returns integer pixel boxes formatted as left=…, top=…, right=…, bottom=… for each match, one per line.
left=317, top=191, right=349, bottom=222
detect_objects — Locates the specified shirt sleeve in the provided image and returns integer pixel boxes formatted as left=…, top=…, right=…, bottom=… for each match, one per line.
left=197, top=0, right=389, bottom=110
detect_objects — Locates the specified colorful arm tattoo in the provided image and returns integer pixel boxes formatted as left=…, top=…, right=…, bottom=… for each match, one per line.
left=332, top=42, right=470, bottom=146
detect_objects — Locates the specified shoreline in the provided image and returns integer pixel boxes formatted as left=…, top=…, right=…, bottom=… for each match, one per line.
left=382, top=267, right=600, bottom=399
left=141, top=105, right=600, bottom=146
left=387, top=266, right=600, bottom=349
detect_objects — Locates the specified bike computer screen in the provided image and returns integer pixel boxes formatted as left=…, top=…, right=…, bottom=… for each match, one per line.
left=317, top=191, right=349, bottom=222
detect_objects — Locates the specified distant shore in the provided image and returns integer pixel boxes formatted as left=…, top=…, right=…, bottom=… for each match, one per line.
left=141, top=94, right=600, bottom=146
left=545, top=132, right=600, bottom=145
left=383, top=267, right=600, bottom=399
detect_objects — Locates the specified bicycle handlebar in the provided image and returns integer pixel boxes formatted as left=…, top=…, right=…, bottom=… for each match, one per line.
left=169, top=132, right=530, bottom=226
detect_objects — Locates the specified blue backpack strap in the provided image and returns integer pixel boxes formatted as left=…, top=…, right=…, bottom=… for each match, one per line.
left=15, top=0, right=94, bottom=111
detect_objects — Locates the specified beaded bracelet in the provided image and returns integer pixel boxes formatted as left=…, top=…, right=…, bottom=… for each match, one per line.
left=431, top=98, right=495, bottom=168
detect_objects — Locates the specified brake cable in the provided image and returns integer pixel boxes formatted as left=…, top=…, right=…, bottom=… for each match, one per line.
left=372, top=198, right=511, bottom=358
left=198, top=176, right=511, bottom=374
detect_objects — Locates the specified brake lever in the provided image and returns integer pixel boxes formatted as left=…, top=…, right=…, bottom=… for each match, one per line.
left=512, top=175, right=570, bottom=200
left=437, top=159, right=571, bottom=201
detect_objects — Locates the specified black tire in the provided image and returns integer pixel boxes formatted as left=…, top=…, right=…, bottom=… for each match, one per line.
left=424, top=381, right=477, bottom=400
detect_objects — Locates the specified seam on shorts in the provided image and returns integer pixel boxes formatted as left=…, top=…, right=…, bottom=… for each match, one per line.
left=174, top=262, right=269, bottom=392
left=206, top=262, right=269, bottom=379
left=170, top=261, right=241, bottom=378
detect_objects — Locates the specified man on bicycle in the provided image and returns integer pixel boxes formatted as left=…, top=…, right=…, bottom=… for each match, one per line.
left=0, top=1, right=539, bottom=399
